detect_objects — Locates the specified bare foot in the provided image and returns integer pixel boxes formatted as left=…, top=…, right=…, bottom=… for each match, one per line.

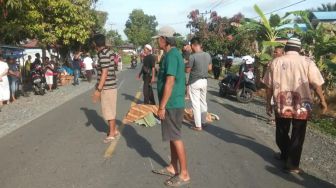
left=166, top=165, right=177, bottom=175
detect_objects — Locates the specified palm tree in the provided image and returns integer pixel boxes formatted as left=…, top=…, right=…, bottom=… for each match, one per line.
left=315, top=3, right=336, bottom=11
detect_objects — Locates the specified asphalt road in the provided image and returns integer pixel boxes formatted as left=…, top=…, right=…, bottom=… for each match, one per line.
left=0, top=66, right=334, bottom=188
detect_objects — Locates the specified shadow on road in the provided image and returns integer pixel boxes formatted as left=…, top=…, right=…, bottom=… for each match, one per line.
left=121, top=125, right=168, bottom=167
left=211, top=99, right=269, bottom=122
left=204, top=124, right=335, bottom=188
left=80, top=107, right=108, bottom=134
left=121, top=93, right=143, bottom=104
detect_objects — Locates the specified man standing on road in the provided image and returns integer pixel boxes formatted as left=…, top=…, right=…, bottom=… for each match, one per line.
left=182, top=41, right=192, bottom=100
left=212, top=54, right=222, bottom=80
left=24, top=55, right=32, bottom=84
left=137, top=44, right=156, bottom=105
left=267, top=46, right=284, bottom=125
left=152, top=26, right=190, bottom=187
left=186, top=37, right=212, bottom=131
left=72, top=52, right=82, bottom=86
left=0, top=53, right=10, bottom=110
left=263, top=38, right=328, bottom=174
left=92, top=34, right=119, bottom=143
left=83, top=53, right=94, bottom=83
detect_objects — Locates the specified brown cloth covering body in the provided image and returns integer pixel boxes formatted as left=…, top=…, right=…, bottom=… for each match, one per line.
left=124, top=104, right=218, bottom=124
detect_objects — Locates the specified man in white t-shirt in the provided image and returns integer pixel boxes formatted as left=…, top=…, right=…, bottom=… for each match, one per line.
left=83, top=54, right=93, bottom=82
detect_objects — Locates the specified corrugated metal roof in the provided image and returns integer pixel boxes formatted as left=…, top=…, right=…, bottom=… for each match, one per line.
left=276, top=23, right=307, bottom=31
left=312, top=11, right=336, bottom=20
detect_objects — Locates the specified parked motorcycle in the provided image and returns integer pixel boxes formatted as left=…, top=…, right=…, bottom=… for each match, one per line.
left=31, top=64, right=46, bottom=95
left=130, top=55, right=137, bottom=69
left=219, top=55, right=257, bottom=103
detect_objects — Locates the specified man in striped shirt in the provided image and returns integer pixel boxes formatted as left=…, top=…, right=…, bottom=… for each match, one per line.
left=92, top=34, right=119, bottom=143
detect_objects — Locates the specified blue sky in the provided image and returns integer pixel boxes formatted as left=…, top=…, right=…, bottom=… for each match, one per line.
left=96, top=0, right=332, bottom=39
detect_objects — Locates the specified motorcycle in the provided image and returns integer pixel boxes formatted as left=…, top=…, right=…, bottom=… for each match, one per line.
left=219, top=56, right=257, bottom=103
left=31, top=64, right=46, bottom=95
left=131, top=59, right=137, bottom=69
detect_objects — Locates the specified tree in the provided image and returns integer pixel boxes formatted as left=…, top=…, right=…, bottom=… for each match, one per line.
left=186, top=10, right=257, bottom=56
left=124, top=9, right=158, bottom=47
left=314, top=2, right=336, bottom=11
left=0, top=0, right=99, bottom=59
left=92, top=10, right=108, bottom=34
left=106, top=29, right=124, bottom=47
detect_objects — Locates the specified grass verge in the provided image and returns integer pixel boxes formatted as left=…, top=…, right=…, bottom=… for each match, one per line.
left=310, top=117, right=336, bottom=137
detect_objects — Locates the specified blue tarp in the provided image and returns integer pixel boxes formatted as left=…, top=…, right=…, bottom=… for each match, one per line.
left=0, top=45, right=25, bottom=59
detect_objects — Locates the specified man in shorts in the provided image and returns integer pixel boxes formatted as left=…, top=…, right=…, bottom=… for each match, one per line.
left=92, top=34, right=119, bottom=143
left=152, top=26, right=190, bottom=187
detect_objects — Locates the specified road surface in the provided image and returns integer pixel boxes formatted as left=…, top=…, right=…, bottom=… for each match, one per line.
left=0, top=66, right=334, bottom=188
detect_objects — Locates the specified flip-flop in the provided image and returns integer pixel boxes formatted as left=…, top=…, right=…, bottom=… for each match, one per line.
left=284, top=167, right=304, bottom=175
left=103, top=136, right=116, bottom=143
left=113, top=131, right=121, bottom=139
left=191, top=127, right=202, bottom=131
left=152, top=168, right=176, bottom=177
left=164, top=175, right=190, bottom=187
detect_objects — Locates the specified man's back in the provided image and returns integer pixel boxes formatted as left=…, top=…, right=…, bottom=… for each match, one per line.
left=83, top=57, right=93, bottom=70
left=188, top=51, right=211, bottom=85
left=264, top=51, right=324, bottom=119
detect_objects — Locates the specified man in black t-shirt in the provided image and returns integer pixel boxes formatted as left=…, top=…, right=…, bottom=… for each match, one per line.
left=137, top=44, right=156, bottom=104
left=212, top=55, right=222, bottom=79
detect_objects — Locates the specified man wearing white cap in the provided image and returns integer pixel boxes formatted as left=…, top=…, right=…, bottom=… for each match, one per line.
left=263, top=38, right=327, bottom=174
left=138, top=44, right=156, bottom=104
left=152, top=26, right=190, bottom=187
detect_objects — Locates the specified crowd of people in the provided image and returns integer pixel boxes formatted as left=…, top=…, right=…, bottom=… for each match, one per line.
left=0, top=24, right=330, bottom=187
left=0, top=51, right=97, bottom=111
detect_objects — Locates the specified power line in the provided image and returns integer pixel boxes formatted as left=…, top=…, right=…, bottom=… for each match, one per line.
left=252, top=0, right=306, bottom=19
left=207, top=0, right=221, bottom=10
left=210, top=0, right=225, bottom=11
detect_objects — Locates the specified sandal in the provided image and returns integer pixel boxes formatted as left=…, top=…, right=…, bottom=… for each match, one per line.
left=191, top=127, right=202, bottom=131
left=113, top=131, right=121, bottom=139
left=152, top=168, right=176, bottom=177
left=164, top=175, right=190, bottom=187
left=103, top=136, right=116, bottom=143
left=284, top=167, right=304, bottom=174
left=267, top=119, right=275, bottom=125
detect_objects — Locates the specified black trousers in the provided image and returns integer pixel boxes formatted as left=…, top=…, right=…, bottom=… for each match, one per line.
left=275, top=118, right=307, bottom=168
left=143, top=76, right=156, bottom=105
left=213, top=67, right=221, bottom=79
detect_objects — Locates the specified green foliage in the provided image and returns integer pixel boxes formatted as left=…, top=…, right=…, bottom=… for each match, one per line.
left=0, top=0, right=97, bottom=48
left=311, top=118, right=336, bottom=137
left=93, top=10, right=108, bottom=34
left=187, top=10, right=256, bottom=56
left=106, top=30, right=124, bottom=47
left=269, top=14, right=281, bottom=28
left=124, top=9, right=158, bottom=47
left=253, top=4, right=278, bottom=41
left=313, top=2, right=336, bottom=11
left=121, top=53, right=132, bottom=65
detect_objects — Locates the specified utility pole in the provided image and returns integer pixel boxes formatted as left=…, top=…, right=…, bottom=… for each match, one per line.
left=200, top=10, right=212, bottom=21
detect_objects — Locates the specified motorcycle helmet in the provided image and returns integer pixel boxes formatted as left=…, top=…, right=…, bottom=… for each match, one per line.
left=242, top=55, right=254, bottom=65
